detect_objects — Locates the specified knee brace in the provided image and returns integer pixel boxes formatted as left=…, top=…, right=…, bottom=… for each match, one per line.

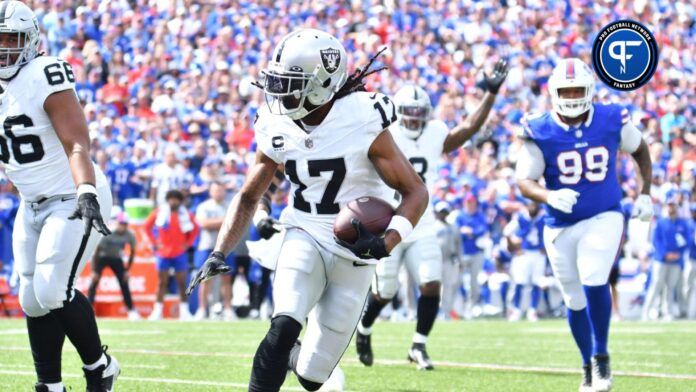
left=268, top=315, right=302, bottom=351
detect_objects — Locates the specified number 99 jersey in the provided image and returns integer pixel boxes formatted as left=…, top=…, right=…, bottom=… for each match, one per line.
left=254, top=91, right=394, bottom=263
left=0, top=56, right=107, bottom=201
left=522, top=103, right=637, bottom=227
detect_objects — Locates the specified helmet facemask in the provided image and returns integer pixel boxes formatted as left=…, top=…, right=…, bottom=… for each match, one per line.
left=0, top=27, right=39, bottom=80
left=551, top=85, right=593, bottom=118
left=398, top=105, right=429, bottom=138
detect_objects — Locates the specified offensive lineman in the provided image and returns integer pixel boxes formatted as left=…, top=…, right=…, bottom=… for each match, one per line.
left=187, top=29, right=428, bottom=392
left=356, top=60, right=508, bottom=369
left=516, top=58, right=653, bottom=391
left=0, top=2, right=118, bottom=391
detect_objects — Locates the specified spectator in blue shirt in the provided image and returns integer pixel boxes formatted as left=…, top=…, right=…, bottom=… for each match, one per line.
left=0, top=183, right=19, bottom=273
left=684, top=204, right=696, bottom=319
left=454, top=193, right=489, bottom=313
left=643, top=193, right=689, bottom=321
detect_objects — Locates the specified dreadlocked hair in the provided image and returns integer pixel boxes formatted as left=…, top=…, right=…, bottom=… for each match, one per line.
left=334, top=47, right=388, bottom=100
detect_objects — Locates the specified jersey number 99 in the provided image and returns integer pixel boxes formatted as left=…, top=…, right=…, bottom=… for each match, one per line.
left=557, top=147, right=609, bottom=185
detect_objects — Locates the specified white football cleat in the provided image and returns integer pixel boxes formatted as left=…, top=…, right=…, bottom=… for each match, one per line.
left=179, top=304, right=192, bottom=321
left=193, top=308, right=207, bottom=321
left=222, top=308, right=238, bottom=321
left=508, top=308, right=522, bottom=322
left=318, top=366, right=345, bottom=392
left=526, top=309, right=539, bottom=322
left=148, top=303, right=163, bottom=321
left=591, top=354, right=612, bottom=392
left=127, top=310, right=142, bottom=321
left=579, top=364, right=592, bottom=392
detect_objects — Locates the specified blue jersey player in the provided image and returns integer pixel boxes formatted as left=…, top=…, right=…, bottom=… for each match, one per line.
left=516, top=58, right=653, bottom=392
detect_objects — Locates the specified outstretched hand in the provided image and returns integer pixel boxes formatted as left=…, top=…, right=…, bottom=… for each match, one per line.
left=186, top=251, right=231, bottom=296
left=482, top=59, right=509, bottom=94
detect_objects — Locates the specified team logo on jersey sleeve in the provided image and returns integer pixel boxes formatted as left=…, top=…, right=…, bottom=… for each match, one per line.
left=592, top=20, right=658, bottom=91
left=320, top=48, right=340, bottom=74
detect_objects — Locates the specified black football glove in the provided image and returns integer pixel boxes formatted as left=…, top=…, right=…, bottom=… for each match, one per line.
left=335, top=219, right=390, bottom=260
left=482, top=59, right=509, bottom=94
left=256, top=216, right=280, bottom=240
left=186, top=251, right=231, bottom=296
left=68, top=193, right=111, bottom=236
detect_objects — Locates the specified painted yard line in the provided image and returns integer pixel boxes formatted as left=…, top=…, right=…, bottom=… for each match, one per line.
left=1, top=346, right=692, bottom=382
left=0, top=362, right=166, bottom=370
left=355, top=358, right=696, bottom=381
left=0, top=369, right=308, bottom=391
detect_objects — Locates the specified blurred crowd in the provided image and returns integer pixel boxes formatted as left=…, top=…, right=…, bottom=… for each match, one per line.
left=0, top=0, right=695, bottom=320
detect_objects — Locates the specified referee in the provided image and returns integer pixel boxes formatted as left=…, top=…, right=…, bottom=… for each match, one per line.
left=88, top=213, right=141, bottom=320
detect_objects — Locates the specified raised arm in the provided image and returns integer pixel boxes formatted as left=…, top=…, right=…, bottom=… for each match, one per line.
left=442, top=59, right=508, bottom=154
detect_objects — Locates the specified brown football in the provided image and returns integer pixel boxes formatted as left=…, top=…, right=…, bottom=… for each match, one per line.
left=333, top=196, right=395, bottom=243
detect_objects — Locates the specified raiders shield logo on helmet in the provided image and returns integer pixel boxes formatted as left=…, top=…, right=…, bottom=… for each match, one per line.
left=320, top=48, right=340, bottom=74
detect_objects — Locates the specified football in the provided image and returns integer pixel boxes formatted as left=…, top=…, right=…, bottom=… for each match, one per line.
left=333, top=196, right=395, bottom=243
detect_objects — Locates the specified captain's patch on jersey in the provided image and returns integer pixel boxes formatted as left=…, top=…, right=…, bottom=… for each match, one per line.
left=592, top=20, right=658, bottom=91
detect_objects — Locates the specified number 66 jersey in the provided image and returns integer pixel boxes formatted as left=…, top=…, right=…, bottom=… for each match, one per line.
left=520, top=103, right=642, bottom=228
left=0, top=55, right=107, bottom=201
left=254, top=91, right=394, bottom=263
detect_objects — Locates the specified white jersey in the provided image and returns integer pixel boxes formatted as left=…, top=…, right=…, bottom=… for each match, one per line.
left=0, top=56, right=106, bottom=201
left=388, top=119, right=449, bottom=241
left=255, top=91, right=394, bottom=263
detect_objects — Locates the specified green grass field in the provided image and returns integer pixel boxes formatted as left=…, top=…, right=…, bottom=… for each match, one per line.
left=0, top=318, right=694, bottom=391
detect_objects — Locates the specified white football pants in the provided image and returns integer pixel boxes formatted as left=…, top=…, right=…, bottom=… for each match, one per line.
left=272, top=229, right=375, bottom=383
left=372, top=235, right=442, bottom=299
left=14, top=186, right=112, bottom=317
left=543, top=210, right=624, bottom=311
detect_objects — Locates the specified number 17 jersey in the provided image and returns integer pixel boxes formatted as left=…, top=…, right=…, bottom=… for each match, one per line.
left=522, top=103, right=628, bottom=227
left=0, top=55, right=107, bottom=201
left=254, top=91, right=394, bottom=263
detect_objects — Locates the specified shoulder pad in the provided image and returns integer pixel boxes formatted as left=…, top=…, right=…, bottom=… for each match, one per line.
left=519, top=112, right=545, bottom=140
left=357, top=91, right=398, bottom=131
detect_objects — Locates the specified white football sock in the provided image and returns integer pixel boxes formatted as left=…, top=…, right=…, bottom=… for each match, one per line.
left=83, top=353, right=107, bottom=370
left=412, top=332, right=428, bottom=344
left=44, top=382, right=64, bottom=392
left=357, top=322, right=372, bottom=336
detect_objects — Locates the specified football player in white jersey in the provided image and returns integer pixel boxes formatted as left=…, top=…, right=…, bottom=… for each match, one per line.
left=0, top=2, right=119, bottom=392
left=355, top=60, right=508, bottom=370
left=187, top=29, right=428, bottom=392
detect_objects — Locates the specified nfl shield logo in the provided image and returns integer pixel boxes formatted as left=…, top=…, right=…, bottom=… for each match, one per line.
left=320, top=48, right=340, bottom=74
left=305, top=137, right=314, bottom=149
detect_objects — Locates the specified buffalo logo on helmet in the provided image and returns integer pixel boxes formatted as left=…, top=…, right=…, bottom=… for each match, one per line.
left=320, top=48, right=340, bottom=74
